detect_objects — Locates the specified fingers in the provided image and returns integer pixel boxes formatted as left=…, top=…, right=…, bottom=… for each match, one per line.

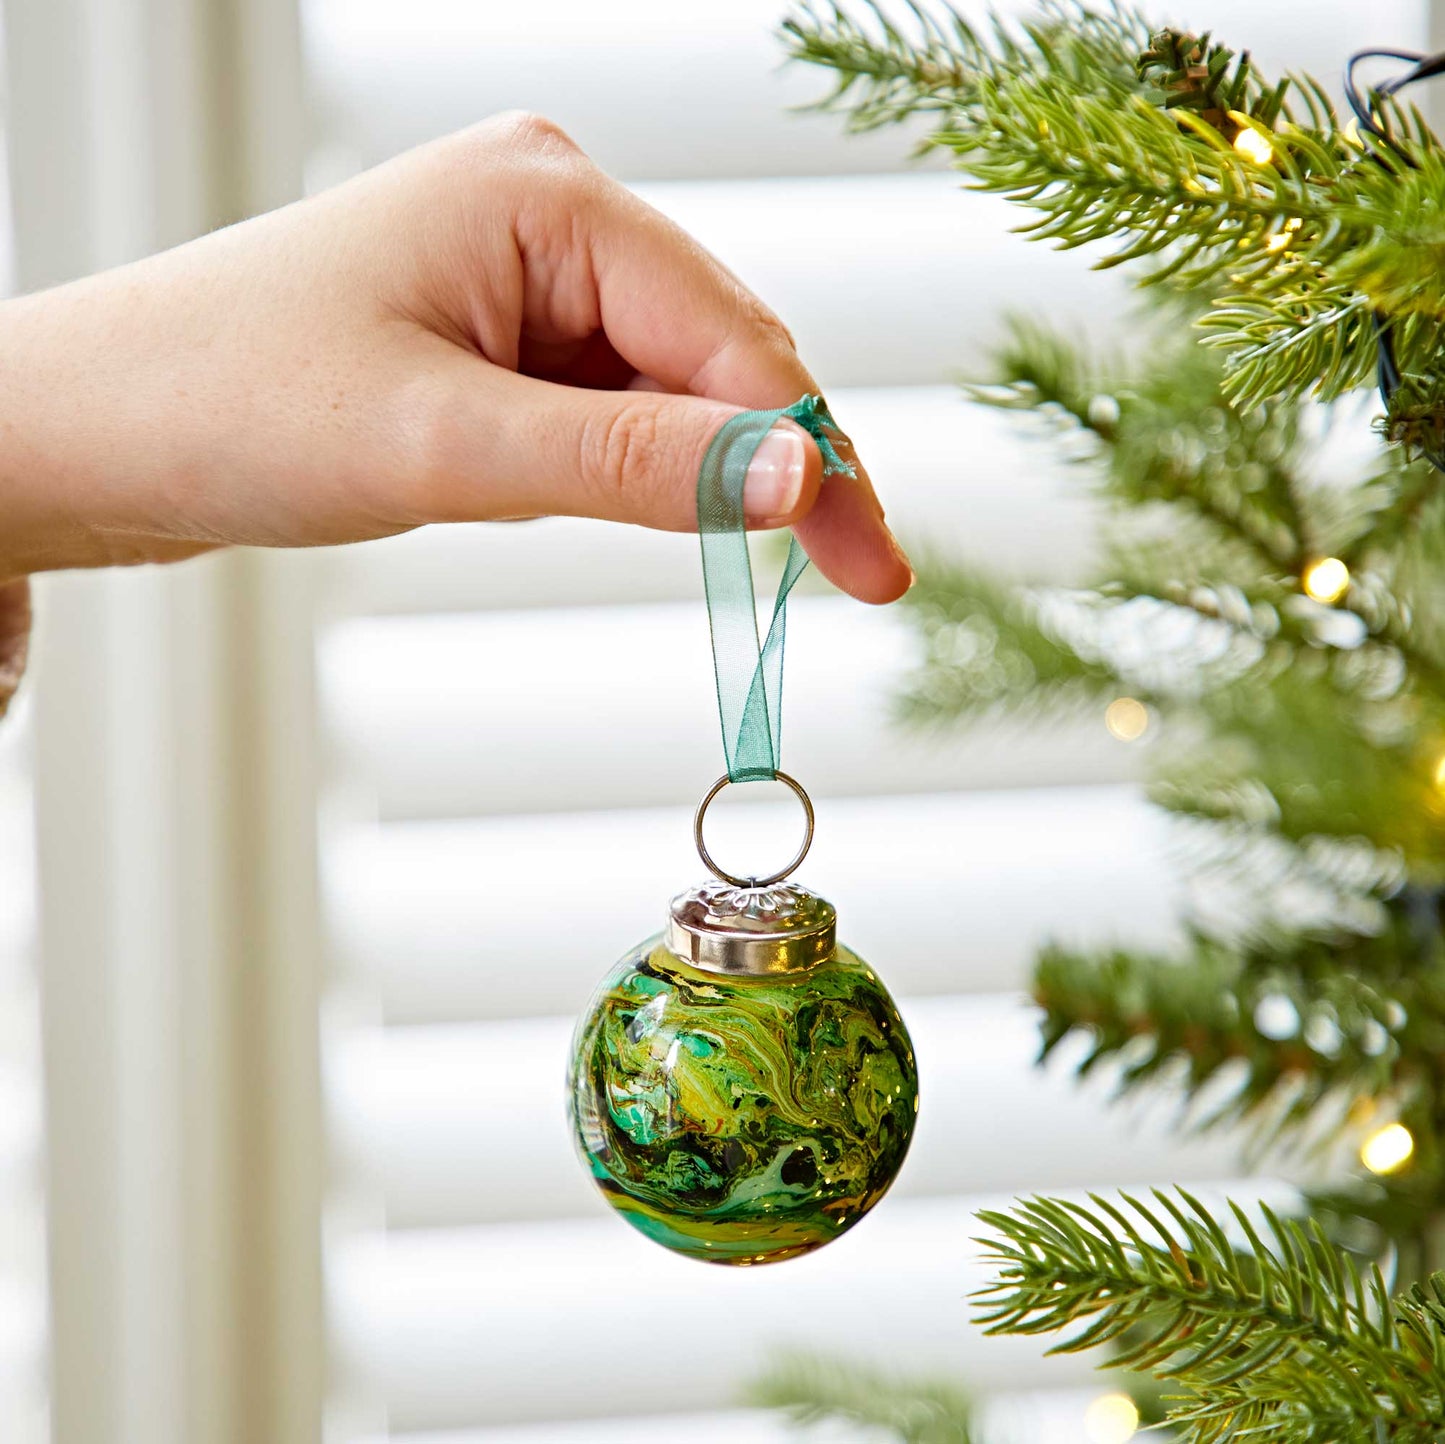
left=507, top=155, right=913, bottom=602
left=417, top=363, right=824, bottom=535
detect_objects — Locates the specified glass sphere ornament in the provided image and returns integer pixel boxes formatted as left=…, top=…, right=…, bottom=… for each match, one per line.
left=567, top=774, right=918, bottom=1266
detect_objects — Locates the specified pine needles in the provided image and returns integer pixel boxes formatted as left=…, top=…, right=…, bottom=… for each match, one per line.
left=751, top=1354, right=976, bottom=1442
left=782, top=2, right=1445, bottom=411
left=975, top=1190, right=1445, bottom=1441
left=786, top=2, right=1445, bottom=1435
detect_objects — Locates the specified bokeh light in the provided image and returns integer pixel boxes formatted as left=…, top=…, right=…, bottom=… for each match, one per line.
left=1085, top=1391, right=1140, bottom=1444
left=1233, top=126, right=1274, bottom=165
left=1104, top=697, right=1149, bottom=742
left=1302, top=557, right=1350, bottom=604
left=1361, top=1122, right=1414, bottom=1176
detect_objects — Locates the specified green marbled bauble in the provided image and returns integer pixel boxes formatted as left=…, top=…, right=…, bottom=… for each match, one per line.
left=568, top=930, right=918, bottom=1266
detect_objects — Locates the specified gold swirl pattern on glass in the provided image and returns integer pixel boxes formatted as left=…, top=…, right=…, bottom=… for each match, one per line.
left=568, top=936, right=918, bottom=1265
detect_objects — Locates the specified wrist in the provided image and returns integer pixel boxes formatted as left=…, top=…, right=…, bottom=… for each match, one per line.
left=0, top=266, right=205, bottom=577
left=0, top=286, right=104, bottom=575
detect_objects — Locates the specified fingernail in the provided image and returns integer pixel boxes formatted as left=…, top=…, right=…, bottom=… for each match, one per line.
left=743, top=425, right=806, bottom=524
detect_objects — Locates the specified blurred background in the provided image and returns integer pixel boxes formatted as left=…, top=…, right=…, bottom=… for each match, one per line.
left=0, top=1, right=1433, bottom=1442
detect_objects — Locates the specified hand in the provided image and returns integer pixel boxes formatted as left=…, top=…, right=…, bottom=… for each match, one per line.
left=0, top=112, right=913, bottom=604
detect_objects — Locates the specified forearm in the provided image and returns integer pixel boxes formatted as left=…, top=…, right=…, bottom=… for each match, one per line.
left=0, top=247, right=257, bottom=581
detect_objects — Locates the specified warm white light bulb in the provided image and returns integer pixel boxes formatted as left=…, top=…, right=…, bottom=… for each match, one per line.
left=1105, top=697, right=1149, bottom=742
left=1233, top=126, right=1274, bottom=165
left=1266, top=218, right=1302, bottom=252
left=1434, top=754, right=1445, bottom=793
left=1085, top=1392, right=1140, bottom=1444
left=1302, top=557, right=1350, bottom=604
left=1361, top=1122, right=1414, bottom=1176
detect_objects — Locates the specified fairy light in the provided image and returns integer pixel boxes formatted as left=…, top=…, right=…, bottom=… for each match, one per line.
left=1434, top=753, right=1445, bottom=793
left=1302, top=556, right=1350, bottom=604
left=1085, top=1392, right=1140, bottom=1444
left=1105, top=697, right=1149, bottom=742
left=1266, top=217, right=1303, bottom=252
left=1232, top=125, right=1275, bottom=165
left=1361, top=1122, right=1415, bottom=1175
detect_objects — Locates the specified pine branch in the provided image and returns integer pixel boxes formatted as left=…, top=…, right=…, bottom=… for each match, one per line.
left=779, top=0, right=980, bottom=132
left=1171, top=658, right=1445, bottom=866
left=898, top=566, right=1116, bottom=724
left=975, top=1191, right=1445, bottom=1442
left=934, top=61, right=1349, bottom=291
left=749, top=1354, right=975, bottom=1443
left=1199, top=286, right=1379, bottom=407
left=1032, top=931, right=1421, bottom=1141
left=781, top=0, right=1152, bottom=132
left=785, top=3, right=1445, bottom=417
left=1136, top=26, right=1285, bottom=134
left=905, top=359, right=1445, bottom=884
left=978, top=314, right=1314, bottom=572
left=1309, top=1180, right=1445, bottom=1287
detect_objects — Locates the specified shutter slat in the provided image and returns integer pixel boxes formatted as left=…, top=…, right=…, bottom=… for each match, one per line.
left=303, top=0, right=1421, bottom=187
left=328, top=1184, right=1301, bottom=1433
left=350, top=1390, right=1155, bottom=1444
left=0, top=708, right=43, bottom=1439
left=323, top=785, right=1179, bottom=1024
left=327, top=995, right=1301, bottom=1232
left=629, top=177, right=1121, bottom=389
left=318, top=598, right=1143, bottom=822
left=303, top=0, right=946, bottom=184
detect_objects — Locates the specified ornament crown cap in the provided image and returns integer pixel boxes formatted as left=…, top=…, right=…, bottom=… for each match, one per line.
left=666, top=881, right=837, bottom=976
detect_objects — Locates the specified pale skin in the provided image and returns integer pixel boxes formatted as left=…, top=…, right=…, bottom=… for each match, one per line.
left=0, top=112, right=913, bottom=713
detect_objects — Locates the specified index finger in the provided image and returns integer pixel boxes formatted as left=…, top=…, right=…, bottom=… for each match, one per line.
left=579, top=182, right=914, bottom=604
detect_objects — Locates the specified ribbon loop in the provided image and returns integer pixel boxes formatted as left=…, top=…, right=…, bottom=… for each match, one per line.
left=697, top=394, right=855, bottom=782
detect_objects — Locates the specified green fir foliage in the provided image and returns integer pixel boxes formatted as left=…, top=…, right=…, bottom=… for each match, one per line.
left=750, top=1354, right=976, bottom=1443
left=783, top=0, right=1445, bottom=1429
left=782, top=2, right=1445, bottom=410
left=975, top=1190, right=1445, bottom=1442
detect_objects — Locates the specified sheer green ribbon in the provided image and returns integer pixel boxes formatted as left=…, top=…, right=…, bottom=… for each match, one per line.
left=697, top=394, right=856, bottom=782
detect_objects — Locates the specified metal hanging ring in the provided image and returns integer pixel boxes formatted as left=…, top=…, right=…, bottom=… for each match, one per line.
left=693, top=771, right=815, bottom=889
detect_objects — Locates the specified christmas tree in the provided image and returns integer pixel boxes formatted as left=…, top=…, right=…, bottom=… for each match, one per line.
left=770, top=2, right=1445, bottom=1437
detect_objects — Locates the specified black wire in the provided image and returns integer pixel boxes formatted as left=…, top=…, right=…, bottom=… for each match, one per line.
left=1344, top=48, right=1435, bottom=141
left=1344, top=48, right=1445, bottom=471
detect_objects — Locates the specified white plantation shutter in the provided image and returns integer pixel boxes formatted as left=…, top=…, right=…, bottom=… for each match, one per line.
left=0, top=20, right=46, bottom=1437
left=302, top=4, right=1428, bottom=1442
left=0, top=702, right=44, bottom=1444
left=2, top=5, right=1431, bottom=1444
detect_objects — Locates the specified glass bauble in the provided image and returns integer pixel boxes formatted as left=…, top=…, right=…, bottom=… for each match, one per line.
left=568, top=883, right=918, bottom=1266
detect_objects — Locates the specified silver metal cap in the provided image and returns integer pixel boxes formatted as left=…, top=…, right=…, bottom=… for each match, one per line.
left=665, top=882, right=837, bottom=976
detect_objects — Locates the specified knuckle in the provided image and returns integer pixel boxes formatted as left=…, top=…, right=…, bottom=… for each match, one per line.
left=480, top=109, right=582, bottom=161
left=584, top=401, right=667, bottom=515
left=751, top=304, right=798, bottom=354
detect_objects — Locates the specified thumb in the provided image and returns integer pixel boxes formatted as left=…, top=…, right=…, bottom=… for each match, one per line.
left=431, top=367, right=823, bottom=534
